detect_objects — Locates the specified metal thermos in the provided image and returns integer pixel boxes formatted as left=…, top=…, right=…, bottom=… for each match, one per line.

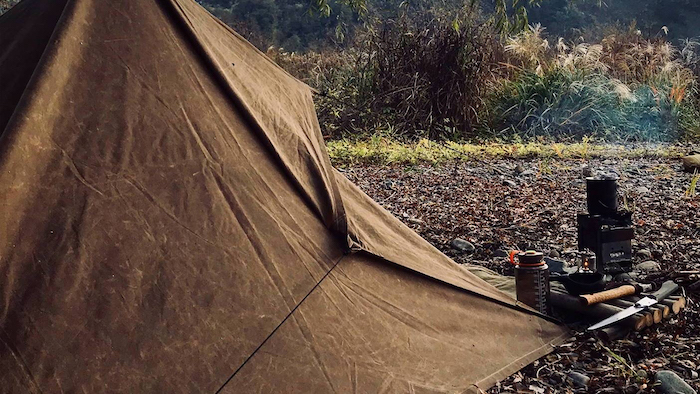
left=513, top=251, right=551, bottom=315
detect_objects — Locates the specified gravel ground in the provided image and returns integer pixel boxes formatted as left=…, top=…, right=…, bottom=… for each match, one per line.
left=341, top=157, right=700, bottom=393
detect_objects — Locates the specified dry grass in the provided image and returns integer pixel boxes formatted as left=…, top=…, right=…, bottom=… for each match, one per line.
left=687, top=171, right=700, bottom=197
left=486, top=25, right=700, bottom=142
left=327, top=136, right=685, bottom=166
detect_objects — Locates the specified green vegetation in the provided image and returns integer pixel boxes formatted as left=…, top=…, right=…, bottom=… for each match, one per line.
left=485, top=25, right=700, bottom=142
left=3, top=0, right=700, bottom=144
left=201, top=0, right=361, bottom=52
left=269, top=8, right=498, bottom=140
left=526, top=0, right=700, bottom=41
left=204, top=0, right=700, bottom=144
left=687, top=171, right=700, bottom=197
left=275, top=18, right=700, bottom=142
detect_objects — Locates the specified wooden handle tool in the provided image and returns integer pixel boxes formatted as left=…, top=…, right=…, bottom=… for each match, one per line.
left=579, top=284, right=638, bottom=306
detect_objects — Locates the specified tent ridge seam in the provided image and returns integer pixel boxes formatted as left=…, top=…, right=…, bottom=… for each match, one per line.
left=160, top=0, right=347, bottom=235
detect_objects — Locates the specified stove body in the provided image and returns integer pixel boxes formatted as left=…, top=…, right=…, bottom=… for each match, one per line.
left=577, top=178, right=634, bottom=274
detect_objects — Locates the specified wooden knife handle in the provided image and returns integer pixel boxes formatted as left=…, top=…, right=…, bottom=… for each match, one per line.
left=580, top=285, right=638, bottom=306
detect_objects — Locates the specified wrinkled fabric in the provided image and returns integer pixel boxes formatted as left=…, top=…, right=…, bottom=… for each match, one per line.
left=0, top=0, right=568, bottom=392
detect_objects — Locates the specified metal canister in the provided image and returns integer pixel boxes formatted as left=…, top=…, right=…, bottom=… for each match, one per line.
left=513, top=251, right=551, bottom=315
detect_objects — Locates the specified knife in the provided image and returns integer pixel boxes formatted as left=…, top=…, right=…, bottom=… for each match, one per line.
left=587, top=281, right=679, bottom=331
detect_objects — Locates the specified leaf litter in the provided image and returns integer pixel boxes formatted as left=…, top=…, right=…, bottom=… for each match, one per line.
left=342, top=157, right=699, bottom=393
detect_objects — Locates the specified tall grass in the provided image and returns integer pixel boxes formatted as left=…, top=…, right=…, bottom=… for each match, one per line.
left=484, top=25, right=700, bottom=142
left=270, top=9, right=500, bottom=141
left=272, top=18, right=700, bottom=143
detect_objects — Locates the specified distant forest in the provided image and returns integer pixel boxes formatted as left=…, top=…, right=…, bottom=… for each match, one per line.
left=2, top=1, right=699, bottom=50
left=198, top=0, right=700, bottom=51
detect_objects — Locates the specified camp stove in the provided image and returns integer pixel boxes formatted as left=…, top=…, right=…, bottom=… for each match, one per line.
left=577, top=177, right=634, bottom=274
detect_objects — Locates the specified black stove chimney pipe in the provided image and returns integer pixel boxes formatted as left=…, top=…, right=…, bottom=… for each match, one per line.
left=586, top=177, right=618, bottom=216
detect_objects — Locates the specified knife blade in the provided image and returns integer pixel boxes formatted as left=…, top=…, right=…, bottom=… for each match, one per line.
left=587, top=281, right=679, bottom=331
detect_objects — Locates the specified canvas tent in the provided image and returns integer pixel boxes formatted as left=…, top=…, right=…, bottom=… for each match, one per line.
left=0, top=0, right=569, bottom=392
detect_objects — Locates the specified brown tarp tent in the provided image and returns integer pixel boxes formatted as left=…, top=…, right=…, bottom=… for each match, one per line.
left=0, top=0, right=569, bottom=392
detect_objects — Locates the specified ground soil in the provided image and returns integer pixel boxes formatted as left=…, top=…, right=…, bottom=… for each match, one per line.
left=341, top=157, right=700, bottom=393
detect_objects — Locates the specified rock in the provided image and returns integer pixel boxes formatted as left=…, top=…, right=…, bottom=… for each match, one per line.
left=635, top=260, right=661, bottom=272
left=635, top=186, right=650, bottom=194
left=503, top=179, right=517, bottom=187
left=549, top=250, right=560, bottom=258
left=528, top=385, right=545, bottom=394
left=682, top=154, right=700, bottom=173
left=567, top=371, right=590, bottom=389
left=582, top=166, right=593, bottom=177
left=544, top=258, right=566, bottom=273
left=451, top=238, right=475, bottom=253
left=514, top=164, right=525, bottom=174
left=492, top=249, right=509, bottom=258
left=692, top=370, right=698, bottom=380
left=408, top=218, right=425, bottom=225
left=655, top=371, right=697, bottom=394
left=636, top=249, right=653, bottom=259
left=520, top=170, right=535, bottom=176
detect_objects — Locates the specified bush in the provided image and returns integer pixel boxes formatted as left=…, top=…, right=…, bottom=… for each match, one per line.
left=271, top=10, right=500, bottom=141
left=484, top=25, right=700, bottom=142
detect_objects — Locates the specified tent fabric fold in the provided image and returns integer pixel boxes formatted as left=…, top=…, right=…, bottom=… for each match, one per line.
left=0, top=0, right=569, bottom=393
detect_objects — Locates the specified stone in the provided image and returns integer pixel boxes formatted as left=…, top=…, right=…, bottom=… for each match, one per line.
left=636, top=249, right=653, bottom=259
left=451, top=238, right=475, bottom=253
left=492, top=249, right=509, bottom=258
left=408, top=218, right=425, bottom=225
left=544, top=258, right=566, bottom=273
left=528, top=385, right=545, bottom=394
left=582, top=166, right=593, bottom=177
left=635, top=261, right=661, bottom=272
left=635, top=186, right=650, bottom=194
left=520, top=170, right=535, bottom=176
left=503, top=179, right=517, bottom=187
left=655, top=371, right=697, bottom=394
left=567, top=371, right=590, bottom=389
left=514, top=164, right=525, bottom=174
left=682, top=154, right=700, bottom=173
left=549, top=250, right=560, bottom=258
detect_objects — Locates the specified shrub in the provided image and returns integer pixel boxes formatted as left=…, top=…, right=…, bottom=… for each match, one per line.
left=484, top=25, right=700, bottom=142
left=271, top=10, right=500, bottom=141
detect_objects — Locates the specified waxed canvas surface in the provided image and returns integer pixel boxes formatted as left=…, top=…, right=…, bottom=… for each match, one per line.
left=0, top=0, right=568, bottom=392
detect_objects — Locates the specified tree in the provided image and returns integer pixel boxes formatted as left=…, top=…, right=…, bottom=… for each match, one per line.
left=312, top=0, right=542, bottom=34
